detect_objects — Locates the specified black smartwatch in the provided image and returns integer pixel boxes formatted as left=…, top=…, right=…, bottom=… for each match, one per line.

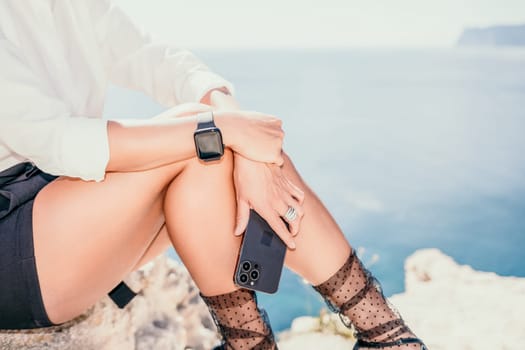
left=193, top=111, right=224, bottom=162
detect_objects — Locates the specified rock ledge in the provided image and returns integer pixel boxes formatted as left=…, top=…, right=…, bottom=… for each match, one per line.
left=0, top=255, right=220, bottom=350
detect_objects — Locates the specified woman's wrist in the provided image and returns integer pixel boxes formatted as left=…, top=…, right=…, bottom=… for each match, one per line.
left=213, top=111, right=238, bottom=151
left=199, top=87, right=242, bottom=151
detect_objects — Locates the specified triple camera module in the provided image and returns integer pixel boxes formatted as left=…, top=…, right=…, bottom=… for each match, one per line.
left=238, top=260, right=260, bottom=285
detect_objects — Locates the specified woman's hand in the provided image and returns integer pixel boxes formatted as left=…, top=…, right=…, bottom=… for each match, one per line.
left=233, top=153, right=305, bottom=249
left=215, top=110, right=285, bottom=166
left=151, top=103, right=284, bottom=166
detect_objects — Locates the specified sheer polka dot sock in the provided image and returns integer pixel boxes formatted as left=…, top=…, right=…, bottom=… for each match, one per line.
left=200, top=288, right=277, bottom=350
left=313, top=249, right=427, bottom=349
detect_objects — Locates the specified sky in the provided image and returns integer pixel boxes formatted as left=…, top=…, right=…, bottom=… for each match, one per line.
left=115, top=0, right=525, bottom=48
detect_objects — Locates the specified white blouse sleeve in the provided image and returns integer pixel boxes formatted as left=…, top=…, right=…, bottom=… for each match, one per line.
left=91, top=0, right=235, bottom=106
left=0, top=39, right=109, bottom=182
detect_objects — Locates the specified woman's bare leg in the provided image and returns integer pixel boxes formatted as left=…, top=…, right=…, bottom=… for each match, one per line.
left=277, top=154, right=424, bottom=348
left=34, top=143, right=411, bottom=346
left=278, top=152, right=352, bottom=284
left=32, top=150, right=239, bottom=324
left=163, top=151, right=277, bottom=349
left=161, top=149, right=240, bottom=296
left=123, top=151, right=421, bottom=348
left=130, top=224, right=170, bottom=271
left=125, top=151, right=351, bottom=289
left=128, top=151, right=352, bottom=290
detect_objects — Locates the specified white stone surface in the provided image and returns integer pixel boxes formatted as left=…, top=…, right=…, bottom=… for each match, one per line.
left=277, top=249, right=525, bottom=350
left=2, top=249, right=523, bottom=350
left=390, top=248, right=525, bottom=350
left=0, top=255, right=220, bottom=350
left=279, top=332, right=354, bottom=350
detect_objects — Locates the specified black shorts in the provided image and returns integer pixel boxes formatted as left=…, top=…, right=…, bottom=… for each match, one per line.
left=0, top=162, right=58, bottom=329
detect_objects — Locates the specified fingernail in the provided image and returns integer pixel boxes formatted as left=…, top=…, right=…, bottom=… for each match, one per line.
left=289, top=241, right=296, bottom=249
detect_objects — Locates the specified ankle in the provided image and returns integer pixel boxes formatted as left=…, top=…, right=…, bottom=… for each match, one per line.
left=200, top=288, right=277, bottom=350
left=312, top=249, right=426, bottom=348
left=356, top=319, right=415, bottom=343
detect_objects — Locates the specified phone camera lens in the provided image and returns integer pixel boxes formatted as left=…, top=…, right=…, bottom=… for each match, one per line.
left=242, top=261, right=251, bottom=271
left=239, top=273, right=248, bottom=283
left=250, top=269, right=259, bottom=281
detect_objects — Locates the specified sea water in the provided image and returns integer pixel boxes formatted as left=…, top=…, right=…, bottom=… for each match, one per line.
left=104, top=47, right=525, bottom=331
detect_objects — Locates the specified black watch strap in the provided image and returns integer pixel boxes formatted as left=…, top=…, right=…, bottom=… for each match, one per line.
left=196, top=111, right=216, bottom=129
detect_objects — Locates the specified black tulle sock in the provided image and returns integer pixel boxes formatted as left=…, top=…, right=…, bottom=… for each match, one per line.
left=200, top=288, right=277, bottom=350
left=313, top=249, right=427, bottom=349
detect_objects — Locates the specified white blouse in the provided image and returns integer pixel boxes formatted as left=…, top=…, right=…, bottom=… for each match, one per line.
left=0, top=0, right=234, bottom=182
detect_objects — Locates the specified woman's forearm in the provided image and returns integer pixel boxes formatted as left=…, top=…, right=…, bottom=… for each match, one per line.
left=106, top=109, right=236, bottom=171
left=105, top=103, right=284, bottom=173
left=106, top=115, right=225, bottom=172
left=104, top=88, right=241, bottom=173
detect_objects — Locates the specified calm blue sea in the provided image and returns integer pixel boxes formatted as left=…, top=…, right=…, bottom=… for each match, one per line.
left=103, top=48, right=525, bottom=332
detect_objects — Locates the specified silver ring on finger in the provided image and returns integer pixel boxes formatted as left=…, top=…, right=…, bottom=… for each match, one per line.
left=284, top=206, right=298, bottom=222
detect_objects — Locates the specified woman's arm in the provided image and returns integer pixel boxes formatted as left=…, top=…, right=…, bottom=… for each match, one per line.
left=106, top=115, right=202, bottom=173
left=106, top=107, right=284, bottom=173
left=92, top=1, right=234, bottom=107
left=1, top=42, right=282, bottom=184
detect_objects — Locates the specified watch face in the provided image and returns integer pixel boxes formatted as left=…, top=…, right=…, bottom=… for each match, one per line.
left=194, top=129, right=224, bottom=161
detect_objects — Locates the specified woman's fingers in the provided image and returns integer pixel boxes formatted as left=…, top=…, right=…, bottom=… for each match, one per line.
left=268, top=164, right=304, bottom=236
left=234, top=198, right=251, bottom=236
left=284, top=177, right=305, bottom=205
left=280, top=195, right=304, bottom=236
left=265, top=209, right=296, bottom=250
left=231, top=157, right=302, bottom=249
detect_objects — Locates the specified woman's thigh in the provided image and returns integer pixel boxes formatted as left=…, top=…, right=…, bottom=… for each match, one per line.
left=32, top=161, right=187, bottom=324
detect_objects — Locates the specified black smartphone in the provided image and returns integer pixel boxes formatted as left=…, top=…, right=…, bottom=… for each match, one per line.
left=234, top=209, right=287, bottom=294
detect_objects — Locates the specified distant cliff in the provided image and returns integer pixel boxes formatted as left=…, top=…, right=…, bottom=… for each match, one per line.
left=457, top=24, right=525, bottom=46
